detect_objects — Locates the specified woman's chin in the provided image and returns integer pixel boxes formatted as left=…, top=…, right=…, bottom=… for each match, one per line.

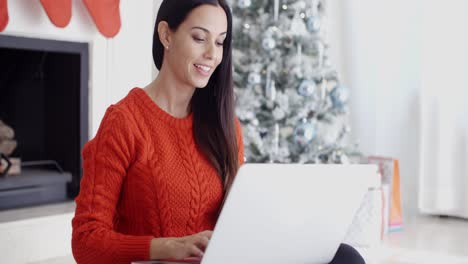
left=193, top=81, right=210, bottom=89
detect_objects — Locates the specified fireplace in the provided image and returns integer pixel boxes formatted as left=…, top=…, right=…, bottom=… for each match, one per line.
left=0, top=35, right=88, bottom=210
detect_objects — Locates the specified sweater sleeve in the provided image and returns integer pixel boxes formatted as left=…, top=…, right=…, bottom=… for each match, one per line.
left=72, top=106, right=153, bottom=264
left=235, top=118, right=245, bottom=166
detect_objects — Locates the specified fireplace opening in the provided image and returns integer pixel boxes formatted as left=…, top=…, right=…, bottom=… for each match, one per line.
left=0, top=35, right=88, bottom=210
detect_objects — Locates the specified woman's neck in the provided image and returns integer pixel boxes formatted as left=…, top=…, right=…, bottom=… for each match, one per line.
left=144, top=68, right=195, bottom=118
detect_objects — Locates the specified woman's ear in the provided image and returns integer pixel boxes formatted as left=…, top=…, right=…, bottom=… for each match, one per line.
left=158, top=21, right=172, bottom=50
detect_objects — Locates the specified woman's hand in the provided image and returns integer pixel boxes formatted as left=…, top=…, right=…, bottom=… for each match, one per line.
left=150, top=230, right=213, bottom=260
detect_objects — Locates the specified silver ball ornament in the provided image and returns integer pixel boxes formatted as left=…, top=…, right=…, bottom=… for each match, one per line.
left=330, top=85, right=349, bottom=109
left=306, top=16, right=322, bottom=33
left=247, top=72, right=262, bottom=85
left=237, top=0, right=252, bottom=8
left=294, top=119, right=317, bottom=146
left=262, top=37, right=276, bottom=51
left=297, top=79, right=316, bottom=97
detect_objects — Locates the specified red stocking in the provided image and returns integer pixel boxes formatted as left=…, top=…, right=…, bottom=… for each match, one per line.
left=0, top=0, right=8, bottom=32
left=39, top=0, right=72, bottom=28
left=83, top=0, right=121, bottom=38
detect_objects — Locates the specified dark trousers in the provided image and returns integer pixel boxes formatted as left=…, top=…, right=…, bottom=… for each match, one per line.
left=329, top=243, right=365, bottom=264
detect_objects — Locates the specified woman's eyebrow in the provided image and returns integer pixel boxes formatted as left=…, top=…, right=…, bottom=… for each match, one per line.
left=191, top=26, right=227, bottom=36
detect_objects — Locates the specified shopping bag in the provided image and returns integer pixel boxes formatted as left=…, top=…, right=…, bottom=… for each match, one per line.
left=367, top=156, right=403, bottom=232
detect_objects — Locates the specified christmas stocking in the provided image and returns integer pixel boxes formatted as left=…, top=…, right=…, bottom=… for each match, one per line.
left=83, top=0, right=121, bottom=38
left=0, top=0, right=8, bottom=32
left=40, top=0, right=72, bottom=28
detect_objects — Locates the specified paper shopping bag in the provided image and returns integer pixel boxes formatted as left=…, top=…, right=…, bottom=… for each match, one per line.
left=367, top=156, right=403, bottom=232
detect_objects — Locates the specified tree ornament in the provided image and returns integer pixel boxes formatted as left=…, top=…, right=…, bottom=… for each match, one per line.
left=266, top=80, right=277, bottom=102
left=237, top=0, right=252, bottom=9
left=330, top=85, right=349, bottom=109
left=306, top=15, right=321, bottom=33
left=297, top=79, right=316, bottom=97
left=247, top=72, right=262, bottom=85
left=290, top=12, right=308, bottom=37
left=294, top=119, right=317, bottom=147
left=262, top=37, right=276, bottom=51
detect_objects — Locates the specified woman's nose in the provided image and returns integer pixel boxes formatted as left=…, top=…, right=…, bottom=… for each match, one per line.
left=204, top=42, right=217, bottom=60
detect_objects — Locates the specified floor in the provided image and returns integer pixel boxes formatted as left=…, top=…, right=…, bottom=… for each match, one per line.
left=1, top=204, right=466, bottom=264
left=361, top=215, right=468, bottom=263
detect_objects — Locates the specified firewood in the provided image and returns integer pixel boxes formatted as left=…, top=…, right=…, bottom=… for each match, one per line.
left=0, top=120, right=15, bottom=140
left=0, top=139, right=17, bottom=156
left=0, top=157, right=21, bottom=176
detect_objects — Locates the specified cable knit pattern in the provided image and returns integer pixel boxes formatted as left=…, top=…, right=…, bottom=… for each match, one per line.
left=177, top=130, right=210, bottom=234
left=146, top=142, right=163, bottom=238
left=148, top=141, right=173, bottom=237
left=72, top=88, right=244, bottom=264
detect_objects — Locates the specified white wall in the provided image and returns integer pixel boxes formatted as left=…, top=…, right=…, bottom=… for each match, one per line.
left=330, top=0, right=432, bottom=217
left=324, top=1, right=349, bottom=89
left=1, top=0, right=156, bottom=137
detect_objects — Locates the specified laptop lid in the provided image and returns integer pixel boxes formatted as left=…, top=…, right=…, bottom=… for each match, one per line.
left=201, top=164, right=376, bottom=264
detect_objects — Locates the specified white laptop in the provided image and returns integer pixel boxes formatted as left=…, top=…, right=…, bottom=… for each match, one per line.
left=133, top=164, right=377, bottom=264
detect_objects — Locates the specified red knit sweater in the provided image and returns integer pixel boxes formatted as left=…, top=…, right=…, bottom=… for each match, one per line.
left=72, top=88, right=244, bottom=264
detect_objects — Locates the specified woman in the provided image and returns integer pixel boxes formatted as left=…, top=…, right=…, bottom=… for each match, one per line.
left=71, top=0, right=365, bottom=263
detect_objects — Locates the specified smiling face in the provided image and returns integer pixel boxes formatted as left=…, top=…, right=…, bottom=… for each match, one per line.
left=160, top=4, right=228, bottom=89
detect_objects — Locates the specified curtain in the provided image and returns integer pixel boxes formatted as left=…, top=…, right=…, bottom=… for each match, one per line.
left=418, top=0, right=468, bottom=218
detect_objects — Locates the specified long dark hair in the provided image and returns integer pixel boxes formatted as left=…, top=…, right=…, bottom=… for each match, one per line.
left=153, top=0, right=239, bottom=190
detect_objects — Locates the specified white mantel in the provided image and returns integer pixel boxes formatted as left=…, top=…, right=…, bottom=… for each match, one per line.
left=1, top=0, right=159, bottom=137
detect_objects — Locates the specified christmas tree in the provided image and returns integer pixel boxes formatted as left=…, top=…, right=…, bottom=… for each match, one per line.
left=231, top=0, right=360, bottom=163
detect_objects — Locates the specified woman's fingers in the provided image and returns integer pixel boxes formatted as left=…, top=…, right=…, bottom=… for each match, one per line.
left=187, top=243, right=204, bottom=257
left=188, top=231, right=212, bottom=252
left=199, top=230, right=213, bottom=239
left=170, top=230, right=213, bottom=258
left=192, top=235, right=210, bottom=249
